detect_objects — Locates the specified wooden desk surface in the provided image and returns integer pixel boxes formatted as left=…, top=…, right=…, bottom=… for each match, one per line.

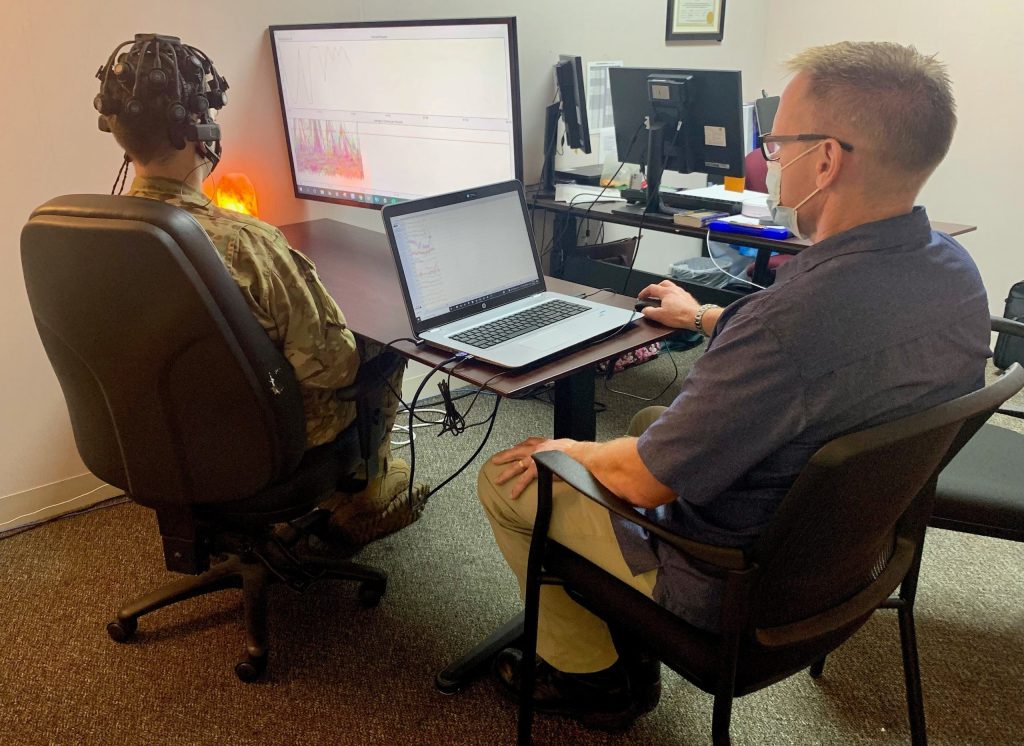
left=279, top=218, right=675, bottom=397
left=530, top=195, right=977, bottom=255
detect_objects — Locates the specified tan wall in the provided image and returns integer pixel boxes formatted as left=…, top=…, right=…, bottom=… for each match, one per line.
left=0, top=0, right=770, bottom=525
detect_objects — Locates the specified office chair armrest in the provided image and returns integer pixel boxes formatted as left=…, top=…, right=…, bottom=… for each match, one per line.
left=992, top=314, right=1024, bottom=337
left=333, top=350, right=404, bottom=402
left=533, top=450, right=747, bottom=572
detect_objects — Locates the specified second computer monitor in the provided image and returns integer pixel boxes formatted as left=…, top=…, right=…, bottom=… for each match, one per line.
left=555, top=55, right=591, bottom=154
left=609, top=67, right=744, bottom=178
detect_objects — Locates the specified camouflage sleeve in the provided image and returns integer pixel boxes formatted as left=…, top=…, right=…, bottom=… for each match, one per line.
left=227, top=226, right=360, bottom=391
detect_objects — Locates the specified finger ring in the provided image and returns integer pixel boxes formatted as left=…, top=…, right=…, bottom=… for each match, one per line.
left=518, top=459, right=525, bottom=470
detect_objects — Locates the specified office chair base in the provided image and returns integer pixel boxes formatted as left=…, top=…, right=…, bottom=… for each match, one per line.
left=108, top=547, right=387, bottom=682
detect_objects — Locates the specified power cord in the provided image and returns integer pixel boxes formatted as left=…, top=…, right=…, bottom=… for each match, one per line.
left=703, top=229, right=767, bottom=290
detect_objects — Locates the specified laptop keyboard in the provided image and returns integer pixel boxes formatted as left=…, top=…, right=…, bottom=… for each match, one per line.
left=450, top=299, right=589, bottom=349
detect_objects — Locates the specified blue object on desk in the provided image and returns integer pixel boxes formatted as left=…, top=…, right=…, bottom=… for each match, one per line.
left=708, top=220, right=790, bottom=240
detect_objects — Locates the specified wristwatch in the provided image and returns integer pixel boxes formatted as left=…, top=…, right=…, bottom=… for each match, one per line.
left=694, top=303, right=719, bottom=336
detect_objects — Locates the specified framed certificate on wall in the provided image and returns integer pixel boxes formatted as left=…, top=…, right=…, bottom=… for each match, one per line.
left=666, top=0, right=726, bottom=42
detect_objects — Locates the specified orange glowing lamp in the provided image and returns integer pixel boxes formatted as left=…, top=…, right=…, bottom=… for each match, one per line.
left=214, top=173, right=259, bottom=218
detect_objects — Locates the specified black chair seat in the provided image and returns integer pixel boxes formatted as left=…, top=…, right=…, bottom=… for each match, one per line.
left=198, top=426, right=361, bottom=524
left=933, top=424, right=1024, bottom=540
left=545, top=542, right=871, bottom=696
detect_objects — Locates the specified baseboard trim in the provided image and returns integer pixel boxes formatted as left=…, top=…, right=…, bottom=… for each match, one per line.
left=0, top=473, right=122, bottom=535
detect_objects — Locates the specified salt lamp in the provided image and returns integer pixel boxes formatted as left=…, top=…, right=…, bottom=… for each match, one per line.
left=214, top=173, right=259, bottom=218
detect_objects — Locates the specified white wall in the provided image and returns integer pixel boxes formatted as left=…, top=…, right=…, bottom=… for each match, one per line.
left=0, top=0, right=769, bottom=527
left=760, top=0, right=1024, bottom=313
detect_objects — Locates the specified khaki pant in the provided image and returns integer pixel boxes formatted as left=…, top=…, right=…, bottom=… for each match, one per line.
left=477, top=406, right=666, bottom=674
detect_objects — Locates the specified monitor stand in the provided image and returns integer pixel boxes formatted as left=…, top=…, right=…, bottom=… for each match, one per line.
left=537, top=103, right=562, bottom=199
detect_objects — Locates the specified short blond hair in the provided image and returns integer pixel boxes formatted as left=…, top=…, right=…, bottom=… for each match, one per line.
left=786, top=42, right=956, bottom=179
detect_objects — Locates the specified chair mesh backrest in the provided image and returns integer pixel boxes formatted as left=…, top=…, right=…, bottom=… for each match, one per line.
left=748, top=366, right=1024, bottom=629
left=21, top=195, right=306, bottom=507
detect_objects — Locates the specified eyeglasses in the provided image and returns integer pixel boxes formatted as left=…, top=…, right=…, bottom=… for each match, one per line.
left=760, top=133, right=855, bottom=162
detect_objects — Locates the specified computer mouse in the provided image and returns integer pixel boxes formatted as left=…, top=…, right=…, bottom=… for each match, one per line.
left=634, top=297, right=662, bottom=311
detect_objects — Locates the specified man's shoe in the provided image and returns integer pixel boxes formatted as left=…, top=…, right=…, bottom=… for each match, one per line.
left=493, top=647, right=660, bottom=731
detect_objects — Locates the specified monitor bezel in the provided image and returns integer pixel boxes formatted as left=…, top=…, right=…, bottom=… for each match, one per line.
left=268, top=17, right=524, bottom=211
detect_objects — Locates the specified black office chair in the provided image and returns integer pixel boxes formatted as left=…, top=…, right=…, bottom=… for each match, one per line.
left=21, top=195, right=399, bottom=681
left=518, top=365, right=1024, bottom=746
left=931, top=315, right=1024, bottom=541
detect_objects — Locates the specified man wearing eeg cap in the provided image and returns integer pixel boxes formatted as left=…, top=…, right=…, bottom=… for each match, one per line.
left=94, top=33, right=429, bottom=550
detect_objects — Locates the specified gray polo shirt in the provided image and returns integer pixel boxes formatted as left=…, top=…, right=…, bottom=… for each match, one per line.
left=621, top=207, right=991, bottom=631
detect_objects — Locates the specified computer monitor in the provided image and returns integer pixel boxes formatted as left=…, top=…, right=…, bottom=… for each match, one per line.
left=269, top=19, right=522, bottom=208
left=608, top=67, right=744, bottom=210
left=556, top=55, right=591, bottom=152
left=539, top=54, right=592, bottom=196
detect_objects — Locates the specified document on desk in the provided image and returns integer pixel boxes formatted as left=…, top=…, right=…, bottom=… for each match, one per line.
left=554, top=184, right=626, bottom=205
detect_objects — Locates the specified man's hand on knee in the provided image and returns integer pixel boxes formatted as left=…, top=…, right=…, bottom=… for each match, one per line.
left=491, top=436, right=576, bottom=499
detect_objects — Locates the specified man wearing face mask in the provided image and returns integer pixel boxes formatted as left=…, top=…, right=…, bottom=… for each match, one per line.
left=477, top=41, right=991, bottom=730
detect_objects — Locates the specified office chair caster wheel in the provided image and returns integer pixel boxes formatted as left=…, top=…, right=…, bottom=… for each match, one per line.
left=107, top=617, right=137, bottom=643
left=234, top=655, right=267, bottom=683
left=357, top=578, right=386, bottom=608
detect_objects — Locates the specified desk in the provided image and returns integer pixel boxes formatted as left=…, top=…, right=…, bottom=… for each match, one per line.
left=279, top=217, right=675, bottom=440
left=281, top=218, right=673, bottom=689
left=529, top=192, right=977, bottom=303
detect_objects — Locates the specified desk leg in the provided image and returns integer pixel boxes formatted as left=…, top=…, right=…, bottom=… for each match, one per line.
left=435, top=613, right=524, bottom=694
left=553, top=369, right=596, bottom=440
left=550, top=212, right=577, bottom=278
left=751, top=248, right=772, bottom=287
left=434, top=372, right=597, bottom=694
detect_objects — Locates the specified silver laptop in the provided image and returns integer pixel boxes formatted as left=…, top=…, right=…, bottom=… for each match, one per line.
left=381, top=180, right=636, bottom=369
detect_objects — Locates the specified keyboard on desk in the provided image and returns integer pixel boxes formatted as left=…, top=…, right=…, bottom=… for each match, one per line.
left=449, top=299, right=589, bottom=349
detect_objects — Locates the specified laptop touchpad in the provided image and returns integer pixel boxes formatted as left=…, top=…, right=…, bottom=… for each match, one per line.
left=523, top=329, right=569, bottom=353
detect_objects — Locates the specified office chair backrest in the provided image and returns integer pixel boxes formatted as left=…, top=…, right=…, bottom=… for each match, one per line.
left=21, top=195, right=306, bottom=507
left=748, top=365, right=1024, bottom=631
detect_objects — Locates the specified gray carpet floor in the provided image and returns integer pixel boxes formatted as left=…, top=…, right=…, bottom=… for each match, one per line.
left=1, top=349, right=1022, bottom=745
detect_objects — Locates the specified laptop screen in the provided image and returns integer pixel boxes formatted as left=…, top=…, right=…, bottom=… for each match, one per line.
left=386, top=186, right=542, bottom=327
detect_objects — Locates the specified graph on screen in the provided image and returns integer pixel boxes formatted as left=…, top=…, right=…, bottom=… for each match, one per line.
left=389, top=191, right=539, bottom=322
left=270, top=20, right=522, bottom=208
left=292, top=118, right=364, bottom=180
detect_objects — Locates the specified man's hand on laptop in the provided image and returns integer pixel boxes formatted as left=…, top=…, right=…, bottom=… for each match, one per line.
left=638, top=280, right=702, bottom=330
left=491, top=436, right=575, bottom=499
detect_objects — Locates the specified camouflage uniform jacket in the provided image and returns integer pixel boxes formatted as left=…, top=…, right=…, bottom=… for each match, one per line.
left=128, top=175, right=360, bottom=448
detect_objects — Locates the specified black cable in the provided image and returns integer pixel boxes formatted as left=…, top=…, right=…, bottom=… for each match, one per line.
left=538, top=192, right=608, bottom=261
left=619, top=122, right=685, bottom=295
left=574, top=118, right=646, bottom=249
left=420, top=393, right=502, bottom=500
left=578, top=287, right=616, bottom=299
left=110, top=155, right=130, bottom=195
left=404, top=352, right=462, bottom=512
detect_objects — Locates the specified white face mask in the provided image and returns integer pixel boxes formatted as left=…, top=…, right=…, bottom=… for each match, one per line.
left=765, top=142, right=823, bottom=241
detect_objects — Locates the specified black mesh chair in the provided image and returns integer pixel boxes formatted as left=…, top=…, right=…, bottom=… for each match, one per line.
left=931, top=316, right=1024, bottom=541
left=519, top=365, right=1024, bottom=746
left=21, top=195, right=398, bottom=681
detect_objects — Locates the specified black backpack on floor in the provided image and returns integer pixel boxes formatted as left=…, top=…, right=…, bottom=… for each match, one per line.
left=994, top=281, right=1024, bottom=371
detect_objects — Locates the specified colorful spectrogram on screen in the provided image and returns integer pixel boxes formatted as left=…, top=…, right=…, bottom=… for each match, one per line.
left=292, top=118, right=365, bottom=180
